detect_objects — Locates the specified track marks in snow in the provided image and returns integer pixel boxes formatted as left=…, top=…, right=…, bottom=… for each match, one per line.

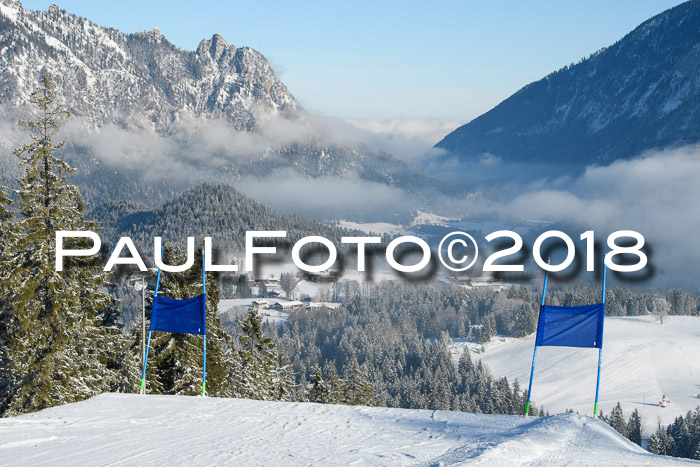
left=470, top=316, right=700, bottom=433
left=0, top=394, right=696, bottom=465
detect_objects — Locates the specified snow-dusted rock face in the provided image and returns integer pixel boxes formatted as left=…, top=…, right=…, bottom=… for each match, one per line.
left=0, top=0, right=299, bottom=131
left=431, top=0, right=700, bottom=169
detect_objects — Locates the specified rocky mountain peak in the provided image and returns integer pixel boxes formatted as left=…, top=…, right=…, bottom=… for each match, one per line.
left=134, top=27, right=164, bottom=42
left=0, top=0, right=21, bottom=8
left=197, top=33, right=235, bottom=64
left=0, top=1, right=300, bottom=131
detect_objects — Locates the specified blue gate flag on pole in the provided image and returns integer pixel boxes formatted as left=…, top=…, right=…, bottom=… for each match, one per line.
left=535, top=303, right=605, bottom=349
left=140, top=247, right=208, bottom=396
left=150, top=294, right=206, bottom=335
left=525, top=255, right=607, bottom=417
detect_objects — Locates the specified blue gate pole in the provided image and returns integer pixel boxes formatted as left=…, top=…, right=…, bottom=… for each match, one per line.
left=524, top=347, right=538, bottom=416
left=140, top=249, right=162, bottom=395
left=154, top=249, right=163, bottom=296
left=526, top=258, right=550, bottom=416
left=594, top=255, right=607, bottom=417
left=601, top=254, right=607, bottom=304
left=593, top=348, right=603, bottom=417
left=140, top=331, right=153, bottom=394
left=202, top=247, right=207, bottom=396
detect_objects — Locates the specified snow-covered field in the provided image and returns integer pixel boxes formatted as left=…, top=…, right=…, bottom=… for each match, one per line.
left=410, top=210, right=458, bottom=227
left=451, top=316, right=700, bottom=434
left=0, top=393, right=693, bottom=465
left=337, top=219, right=406, bottom=236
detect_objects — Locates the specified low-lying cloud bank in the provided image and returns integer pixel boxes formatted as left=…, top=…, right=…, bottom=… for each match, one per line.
left=55, top=113, right=434, bottom=220
left=495, top=146, right=700, bottom=288
left=346, top=118, right=461, bottom=161
left=60, top=113, right=457, bottom=171
left=238, top=174, right=413, bottom=221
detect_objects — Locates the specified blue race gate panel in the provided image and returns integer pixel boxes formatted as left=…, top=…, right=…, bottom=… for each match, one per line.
left=535, top=303, right=605, bottom=349
left=150, top=294, right=206, bottom=335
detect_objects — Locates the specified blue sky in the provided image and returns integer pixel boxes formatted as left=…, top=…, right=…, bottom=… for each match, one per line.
left=22, top=0, right=687, bottom=122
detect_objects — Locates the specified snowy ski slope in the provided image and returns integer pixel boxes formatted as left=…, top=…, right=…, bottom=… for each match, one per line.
left=0, top=393, right=694, bottom=465
left=458, top=316, right=700, bottom=434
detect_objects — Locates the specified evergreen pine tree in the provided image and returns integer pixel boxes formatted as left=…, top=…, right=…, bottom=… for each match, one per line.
left=648, top=431, right=663, bottom=455
left=528, top=401, right=539, bottom=417
left=323, top=361, right=347, bottom=404
left=257, top=280, right=268, bottom=298
left=0, top=177, right=11, bottom=249
left=480, top=315, right=496, bottom=344
left=2, top=71, right=126, bottom=415
left=608, top=402, right=628, bottom=438
left=306, top=364, right=328, bottom=403
left=511, top=379, right=524, bottom=414
left=343, top=356, right=375, bottom=406
left=0, top=178, right=14, bottom=413
left=627, top=408, right=643, bottom=446
left=271, top=351, right=295, bottom=401
left=648, top=422, right=674, bottom=456
left=515, top=304, right=538, bottom=337
left=457, top=347, right=474, bottom=380
left=236, top=274, right=252, bottom=298
left=238, top=304, right=278, bottom=400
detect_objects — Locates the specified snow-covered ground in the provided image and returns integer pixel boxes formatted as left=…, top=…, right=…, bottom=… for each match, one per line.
left=450, top=316, right=700, bottom=434
left=0, top=393, right=693, bottom=465
left=410, top=210, right=458, bottom=227
left=336, top=219, right=406, bottom=236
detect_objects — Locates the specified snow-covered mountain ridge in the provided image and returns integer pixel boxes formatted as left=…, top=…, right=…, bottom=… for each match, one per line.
left=0, top=393, right=693, bottom=465
left=429, top=0, right=700, bottom=179
left=0, top=0, right=297, bottom=131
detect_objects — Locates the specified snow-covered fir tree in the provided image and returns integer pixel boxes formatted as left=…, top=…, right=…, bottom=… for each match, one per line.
left=626, top=408, right=642, bottom=446
left=235, top=274, right=252, bottom=298
left=600, top=402, right=647, bottom=449
left=237, top=304, right=294, bottom=400
left=648, top=407, right=700, bottom=460
left=480, top=314, right=496, bottom=344
left=1, top=72, right=126, bottom=415
left=0, top=177, right=11, bottom=247
left=648, top=422, right=675, bottom=456
left=608, top=402, right=628, bottom=438
left=342, top=356, right=375, bottom=406
left=270, top=351, right=296, bottom=401
left=306, top=364, right=327, bottom=403
left=0, top=178, right=13, bottom=413
left=321, top=361, right=347, bottom=404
